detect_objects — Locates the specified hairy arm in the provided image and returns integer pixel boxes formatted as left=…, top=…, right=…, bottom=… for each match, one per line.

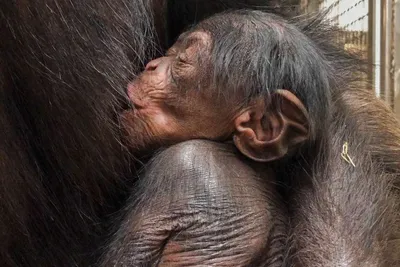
left=101, top=140, right=286, bottom=266
left=288, top=112, right=400, bottom=267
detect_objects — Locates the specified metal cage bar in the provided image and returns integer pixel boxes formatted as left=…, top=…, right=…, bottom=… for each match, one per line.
left=301, top=0, right=397, bottom=108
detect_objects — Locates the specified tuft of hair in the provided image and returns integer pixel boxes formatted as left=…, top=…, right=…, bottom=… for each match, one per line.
left=189, top=9, right=368, bottom=144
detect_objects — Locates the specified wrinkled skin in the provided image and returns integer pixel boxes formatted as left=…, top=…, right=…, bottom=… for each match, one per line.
left=122, top=28, right=309, bottom=162
left=102, top=140, right=286, bottom=266
left=122, top=31, right=240, bottom=153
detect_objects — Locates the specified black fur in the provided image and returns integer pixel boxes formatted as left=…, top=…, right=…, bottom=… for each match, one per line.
left=0, top=1, right=296, bottom=266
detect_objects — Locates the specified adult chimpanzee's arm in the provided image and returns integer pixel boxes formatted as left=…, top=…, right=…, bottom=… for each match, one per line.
left=101, top=140, right=286, bottom=266
left=287, top=110, right=400, bottom=266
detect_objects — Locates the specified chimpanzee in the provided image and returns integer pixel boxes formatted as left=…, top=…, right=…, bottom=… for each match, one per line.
left=0, top=1, right=303, bottom=266
left=1, top=1, right=400, bottom=267
left=105, top=11, right=311, bottom=266
left=101, top=10, right=400, bottom=266
left=122, top=14, right=310, bottom=162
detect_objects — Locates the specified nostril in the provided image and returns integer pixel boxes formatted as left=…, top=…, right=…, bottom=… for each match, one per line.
left=145, top=60, right=158, bottom=71
left=145, top=64, right=156, bottom=71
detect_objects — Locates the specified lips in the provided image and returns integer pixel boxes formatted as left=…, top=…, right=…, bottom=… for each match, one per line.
left=127, top=81, right=145, bottom=109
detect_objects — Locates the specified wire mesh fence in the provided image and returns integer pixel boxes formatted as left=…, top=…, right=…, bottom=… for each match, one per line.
left=318, top=0, right=369, bottom=58
left=302, top=0, right=399, bottom=111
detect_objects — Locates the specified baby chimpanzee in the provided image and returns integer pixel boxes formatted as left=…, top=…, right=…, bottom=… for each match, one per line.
left=122, top=11, right=319, bottom=163
left=114, top=11, right=319, bottom=265
left=105, top=10, right=399, bottom=266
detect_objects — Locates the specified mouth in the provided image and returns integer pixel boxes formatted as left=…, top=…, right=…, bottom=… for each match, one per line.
left=115, top=88, right=134, bottom=112
left=119, top=90, right=134, bottom=111
left=126, top=82, right=145, bottom=110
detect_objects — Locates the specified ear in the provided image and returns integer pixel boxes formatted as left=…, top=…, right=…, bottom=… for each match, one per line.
left=233, top=90, right=309, bottom=162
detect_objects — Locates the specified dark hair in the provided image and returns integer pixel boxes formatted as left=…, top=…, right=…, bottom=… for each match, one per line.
left=189, top=10, right=364, bottom=142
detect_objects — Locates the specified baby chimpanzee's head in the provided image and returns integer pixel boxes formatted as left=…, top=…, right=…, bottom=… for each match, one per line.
left=122, top=10, right=334, bottom=162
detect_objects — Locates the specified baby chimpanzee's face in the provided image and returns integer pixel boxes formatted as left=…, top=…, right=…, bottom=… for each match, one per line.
left=122, top=28, right=309, bottom=163
left=121, top=31, right=240, bottom=153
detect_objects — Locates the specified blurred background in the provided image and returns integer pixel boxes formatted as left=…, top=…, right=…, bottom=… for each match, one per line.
left=300, top=0, right=400, bottom=118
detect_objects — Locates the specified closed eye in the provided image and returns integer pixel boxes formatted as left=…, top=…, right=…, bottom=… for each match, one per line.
left=166, top=47, right=177, bottom=57
left=170, top=53, right=192, bottom=86
left=170, top=64, right=178, bottom=85
left=176, top=54, right=189, bottom=64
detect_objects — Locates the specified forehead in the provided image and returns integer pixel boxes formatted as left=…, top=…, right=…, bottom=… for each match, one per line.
left=167, top=31, right=211, bottom=54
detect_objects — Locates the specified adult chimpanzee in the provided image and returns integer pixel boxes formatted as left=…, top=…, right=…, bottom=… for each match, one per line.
left=1, top=2, right=400, bottom=267
left=0, top=1, right=303, bottom=266
left=102, top=10, right=400, bottom=266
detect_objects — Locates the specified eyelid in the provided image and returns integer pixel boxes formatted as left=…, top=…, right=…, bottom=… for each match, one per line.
left=166, top=48, right=177, bottom=57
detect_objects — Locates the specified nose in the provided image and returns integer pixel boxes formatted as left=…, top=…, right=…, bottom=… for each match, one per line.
left=145, top=57, right=165, bottom=71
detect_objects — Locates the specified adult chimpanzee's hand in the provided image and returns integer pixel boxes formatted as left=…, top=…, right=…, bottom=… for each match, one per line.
left=101, top=140, right=286, bottom=266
